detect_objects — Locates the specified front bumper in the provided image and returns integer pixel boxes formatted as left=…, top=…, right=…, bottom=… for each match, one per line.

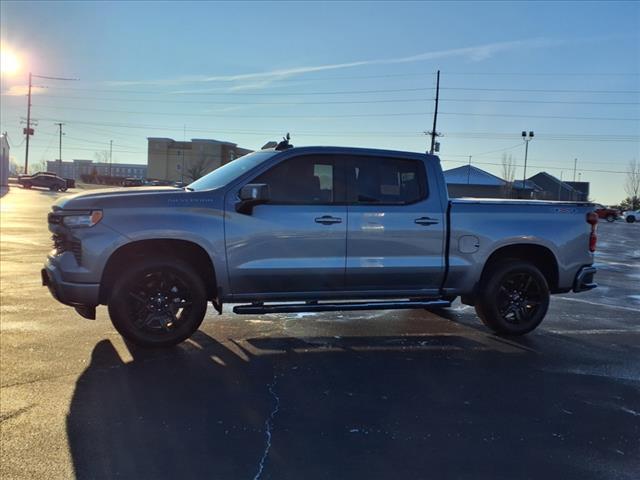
left=42, top=258, right=100, bottom=306
left=573, top=265, right=597, bottom=293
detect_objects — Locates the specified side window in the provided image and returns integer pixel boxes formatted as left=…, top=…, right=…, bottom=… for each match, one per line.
left=347, top=156, right=426, bottom=205
left=253, top=155, right=336, bottom=204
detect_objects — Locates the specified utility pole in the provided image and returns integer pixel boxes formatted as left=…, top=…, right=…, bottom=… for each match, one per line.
left=23, top=73, right=78, bottom=174
left=573, top=158, right=577, bottom=182
left=109, top=140, right=113, bottom=177
left=55, top=122, right=64, bottom=174
left=428, top=70, right=441, bottom=154
left=24, top=72, right=33, bottom=174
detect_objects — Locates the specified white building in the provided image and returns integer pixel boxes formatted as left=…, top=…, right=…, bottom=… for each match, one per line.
left=46, top=160, right=147, bottom=180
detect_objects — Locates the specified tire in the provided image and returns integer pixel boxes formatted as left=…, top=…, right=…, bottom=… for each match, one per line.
left=59, top=185, right=68, bottom=192
left=606, top=215, right=615, bottom=223
left=474, top=260, right=550, bottom=336
left=108, top=257, right=208, bottom=347
left=22, top=182, right=31, bottom=189
left=627, top=216, right=636, bottom=223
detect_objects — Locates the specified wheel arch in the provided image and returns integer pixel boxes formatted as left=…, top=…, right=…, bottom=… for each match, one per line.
left=480, top=243, right=559, bottom=292
left=100, top=239, right=218, bottom=304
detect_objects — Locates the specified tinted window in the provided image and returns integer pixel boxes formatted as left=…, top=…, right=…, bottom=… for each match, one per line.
left=347, top=156, right=426, bottom=204
left=254, top=155, right=336, bottom=204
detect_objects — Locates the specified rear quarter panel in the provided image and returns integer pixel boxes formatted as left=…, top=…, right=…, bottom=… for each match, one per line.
left=447, top=201, right=595, bottom=293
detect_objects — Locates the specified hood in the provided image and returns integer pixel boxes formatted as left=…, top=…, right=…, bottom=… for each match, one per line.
left=53, top=186, right=223, bottom=210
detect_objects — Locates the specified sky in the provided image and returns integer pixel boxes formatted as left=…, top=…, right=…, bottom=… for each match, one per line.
left=1, top=1, right=638, bottom=204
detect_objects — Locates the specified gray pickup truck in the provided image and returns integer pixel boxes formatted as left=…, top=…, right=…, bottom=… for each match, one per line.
left=42, top=146, right=598, bottom=347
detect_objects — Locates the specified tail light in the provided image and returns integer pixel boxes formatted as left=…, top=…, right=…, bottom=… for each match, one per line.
left=587, top=212, right=598, bottom=252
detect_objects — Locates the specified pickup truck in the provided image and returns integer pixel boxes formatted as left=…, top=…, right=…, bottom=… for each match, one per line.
left=41, top=146, right=598, bottom=347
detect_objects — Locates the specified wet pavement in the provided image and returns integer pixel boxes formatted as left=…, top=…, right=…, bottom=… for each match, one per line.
left=1, top=186, right=639, bottom=479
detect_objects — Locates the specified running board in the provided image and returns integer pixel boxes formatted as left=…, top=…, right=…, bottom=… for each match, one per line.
left=233, top=299, right=450, bottom=315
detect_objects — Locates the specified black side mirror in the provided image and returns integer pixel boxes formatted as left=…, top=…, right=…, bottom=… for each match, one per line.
left=236, top=183, right=269, bottom=214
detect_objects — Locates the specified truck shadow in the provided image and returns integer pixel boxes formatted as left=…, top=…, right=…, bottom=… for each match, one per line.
left=66, top=329, right=635, bottom=480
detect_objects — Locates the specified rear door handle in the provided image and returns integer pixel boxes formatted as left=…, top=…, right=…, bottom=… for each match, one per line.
left=415, top=217, right=439, bottom=226
left=315, top=215, right=342, bottom=225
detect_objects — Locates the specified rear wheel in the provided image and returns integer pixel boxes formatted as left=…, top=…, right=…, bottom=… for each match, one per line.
left=606, top=214, right=615, bottom=222
left=475, top=261, right=549, bottom=335
left=108, top=258, right=207, bottom=347
left=627, top=216, right=636, bottom=223
left=22, top=182, right=31, bottom=189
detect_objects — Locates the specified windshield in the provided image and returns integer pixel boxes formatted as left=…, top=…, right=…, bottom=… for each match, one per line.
left=187, top=150, right=279, bottom=191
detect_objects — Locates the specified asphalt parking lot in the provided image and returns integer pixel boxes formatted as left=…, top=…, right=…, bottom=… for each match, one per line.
left=1, top=186, right=639, bottom=480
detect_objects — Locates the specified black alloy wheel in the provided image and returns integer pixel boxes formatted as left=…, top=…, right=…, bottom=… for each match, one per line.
left=495, top=272, right=544, bottom=325
left=108, top=258, right=207, bottom=347
left=475, top=260, right=550, bottom=335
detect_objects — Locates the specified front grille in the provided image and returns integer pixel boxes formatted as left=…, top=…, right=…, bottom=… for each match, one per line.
left=52, top=233, right=82, bottom=265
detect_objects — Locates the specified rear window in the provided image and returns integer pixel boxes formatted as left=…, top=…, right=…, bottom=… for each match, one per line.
left=346, top=156, right=426, bottom=205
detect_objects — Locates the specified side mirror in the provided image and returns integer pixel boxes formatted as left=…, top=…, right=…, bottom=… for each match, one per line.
left=236, top=183, right=269, bottom=214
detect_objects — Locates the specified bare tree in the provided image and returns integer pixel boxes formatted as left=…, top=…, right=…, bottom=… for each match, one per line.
left=625, top=159, right=640, bottom=208
left=185, top=156, right=212, bottom=181
left=501, top=153, right=515, bottom=198
left=94, top=150, right=109, bottom=163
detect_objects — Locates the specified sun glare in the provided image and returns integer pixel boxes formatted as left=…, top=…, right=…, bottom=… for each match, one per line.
left=1, top=47, right=21, bottom=75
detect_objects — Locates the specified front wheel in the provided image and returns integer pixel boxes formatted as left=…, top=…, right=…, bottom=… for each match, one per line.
left=22, top=182, right=31, bottom=189
left=475, top=261, right=550, bottom=335
left=108, top=258, right=208, bottom=347
left=627, top=216, right=636, bottom=223
left=606, top=214, right=615, bottom=222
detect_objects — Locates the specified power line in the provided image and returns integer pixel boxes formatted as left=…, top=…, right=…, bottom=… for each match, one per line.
left=36, top=84, right=640, bottom=96
left=33, top=93, right=640, bottom=106
left=30, top=104, right=640, bottom=121
left=28, top=117, right=640, bottom=143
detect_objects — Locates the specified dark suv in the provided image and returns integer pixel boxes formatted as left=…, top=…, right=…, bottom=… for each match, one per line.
left=19, top=172, right=68, bottom=192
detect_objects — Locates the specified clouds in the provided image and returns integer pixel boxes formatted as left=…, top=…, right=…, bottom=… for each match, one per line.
left=104, top=37, right=561, bottom=90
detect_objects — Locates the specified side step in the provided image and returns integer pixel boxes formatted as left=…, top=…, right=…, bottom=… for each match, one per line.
left=233, top=299, right=451, bottom=315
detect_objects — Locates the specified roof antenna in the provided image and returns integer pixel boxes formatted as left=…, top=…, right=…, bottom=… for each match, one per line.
left=275, top=132, right=293, bottom=151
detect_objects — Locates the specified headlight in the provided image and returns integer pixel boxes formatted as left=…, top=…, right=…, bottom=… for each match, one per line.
left=62, top=210, right=103, bottom=228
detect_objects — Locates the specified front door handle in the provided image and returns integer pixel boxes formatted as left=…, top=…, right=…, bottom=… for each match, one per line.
left=415, top=217, right=439, bottom=226
left=315, top=215, right=342, bottom=225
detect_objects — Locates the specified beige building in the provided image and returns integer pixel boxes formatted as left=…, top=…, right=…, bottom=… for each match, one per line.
left=147, top=138, right=252, bottom=182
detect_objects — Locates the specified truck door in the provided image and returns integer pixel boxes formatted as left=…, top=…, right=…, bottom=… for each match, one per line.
left=344, top=155, right=445, bottom=293
left=225, top=154, right=347, bottom=296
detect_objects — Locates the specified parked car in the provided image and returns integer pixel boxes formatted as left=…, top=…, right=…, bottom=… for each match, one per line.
left=42, top=146, right=598, bottom=347
left=623, top=210, right=639, bottom=223
left=18, top=171, right=68, bottom=192
left=593, top=204, right=620, bottom=222
left=122, top=177, right=144, bottom=187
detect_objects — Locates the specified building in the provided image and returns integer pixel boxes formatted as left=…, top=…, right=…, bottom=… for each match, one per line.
left=147, top=138, right=253, bottom=182
left=1, top=132, right=9, bottom=187
left=46, top=160, right=147, bottom=180
left=527, top=172, right=584, bottom=201
left=511, top=179, right=544, bottom=199
left=565, top=181, right=590, bottom=201
left=443, top=165, right=590, bottom=201
left=443, top=165, right=508, bottom=198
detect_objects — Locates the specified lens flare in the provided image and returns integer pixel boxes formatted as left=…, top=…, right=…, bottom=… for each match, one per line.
left=1, top=48, right=21, bottom=75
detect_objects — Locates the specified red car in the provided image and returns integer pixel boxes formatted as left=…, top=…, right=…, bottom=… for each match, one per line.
left=594, top=204, right=620, bottom=222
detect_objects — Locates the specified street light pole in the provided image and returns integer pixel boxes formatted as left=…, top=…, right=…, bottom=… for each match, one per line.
left=521, top=130, right=534, bottom=198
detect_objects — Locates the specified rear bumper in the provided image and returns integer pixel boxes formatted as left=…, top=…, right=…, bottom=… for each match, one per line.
left=42, top=259, right=100, bottom=306
left=573, top=265, right=597, bottom=293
